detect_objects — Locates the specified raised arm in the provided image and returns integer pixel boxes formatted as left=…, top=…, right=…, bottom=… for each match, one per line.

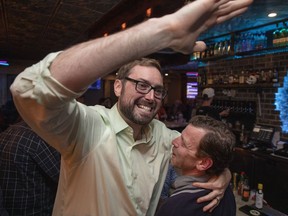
left=50, top=0, right=253, bottom=92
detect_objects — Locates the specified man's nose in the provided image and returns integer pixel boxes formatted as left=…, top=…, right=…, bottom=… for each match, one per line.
left=144, top=89, right=155, bottom=100
left=172, top=138, right=180, bottom=148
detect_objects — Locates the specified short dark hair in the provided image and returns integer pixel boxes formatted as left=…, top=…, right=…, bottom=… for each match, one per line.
left=189, top=115, right=235, bottom=175
left=116, top=58, right=162, bottom=80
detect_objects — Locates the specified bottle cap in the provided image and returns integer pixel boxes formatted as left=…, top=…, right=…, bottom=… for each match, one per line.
left=258, top=183, right=263, bottom=190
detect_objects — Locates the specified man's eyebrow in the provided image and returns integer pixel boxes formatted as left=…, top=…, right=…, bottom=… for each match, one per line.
left=181, top=135, right=188, bottom=148
left=138, top=78, right=164, bottom=88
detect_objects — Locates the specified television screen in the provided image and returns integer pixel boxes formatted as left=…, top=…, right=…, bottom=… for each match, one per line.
left=186, top=82, right=198, bottom=99
left=186, top=72, right=198, bottom=99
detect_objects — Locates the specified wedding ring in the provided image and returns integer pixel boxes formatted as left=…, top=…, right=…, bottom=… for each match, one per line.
left=215, top=196, right=220, bottom=203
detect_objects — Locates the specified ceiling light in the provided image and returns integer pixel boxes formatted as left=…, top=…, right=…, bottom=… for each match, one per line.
left=146, top=8, right=152, bottom=17
left=121, top=23, right=126, bottom=30
left=268, top=13, right=277, bottom=18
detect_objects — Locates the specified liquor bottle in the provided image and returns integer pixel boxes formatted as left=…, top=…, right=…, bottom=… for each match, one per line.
left=273, top=28, right=281, bottom=47
left=218, top=41, right=223, bottom=55
left=260, top=69, right=266, bottom=83
left=267, top=68, right=273, bottom=83
left=227, top=39, right=232, bottom=54
left=239, top=70, right=245, bottom=84
left=272, top=67, right=279, bottom=83
left=209, top=44, right=214, bottom=57
left=222, top=40, right=228, bottom=55
left=202, top=70, right=207, bottom=86
left=248, top=102, right=254, bottom=114
left=279, top=27, right=287, bottom=47
left=228, top=70, right=234, bottom=84
left=233, top=172, right=238, bottom=192
left=207, top=72, right=213, bottom=85
left=242, top=178, right=250, bottom=202
left=197, top=73, right=202, bottom=86
left=255, top=183, right=264, bottom=209
left=214, top=42, right=219, bottom=56
left=239, top=124, right=245, bottom=145
left=237, top=172, right=245, bottom=196
left=223, top=72, right=229, bottom=84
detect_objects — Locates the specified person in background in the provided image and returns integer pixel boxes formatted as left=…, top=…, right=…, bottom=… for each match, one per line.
left=10, top=0, right=253, bottom=215
left=0, top=112, right=60, bottom=215
left=182, top=99, right=195, bottom=122
left=167, top=99, right=185, bottom=121
left=196, top=88, right=229, bottom=121
left=156, top=105, right=168, bottom=121
left=0, top=100, right=21, bottom=132
left=156, top=115, right=236, bottom=216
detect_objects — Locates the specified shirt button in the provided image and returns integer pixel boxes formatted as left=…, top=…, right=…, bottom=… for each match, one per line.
left=132, top=174, right=137, bottom=179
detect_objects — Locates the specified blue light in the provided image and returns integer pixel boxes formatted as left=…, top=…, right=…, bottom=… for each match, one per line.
left=0, top=60, right=9, bottom=66
left=275, top=75, right=288, bottom=133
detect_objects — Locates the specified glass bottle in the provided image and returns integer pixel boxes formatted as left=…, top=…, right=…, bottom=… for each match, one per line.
left=279, top=27, right=286, bottom=47
left=272, top=67, right=279, bottom=83
left=260, top=69, right=266, bottom=83
left=233, top=172, right=238, bottom=192
left=239, top=70, right=245, bottom=84
left=197, top=73, right=202, bottom=86
left=207, top=72, right=213, bottom=85
left=237, top=172, right=245, bottom=196
left=239, top=124, right=245, bottom=145
left=214, top=42, right=219, bottom=56
left=223, top=40, right=228, bottom=55
left=228, top=70, right=234, bottom=84
left=267, top=68, right=273, bottom=83
left=255, top=183, right=264, bottom=209
left=242, top=178, right=250, bottom=202
left=233, top=72, right=239, bottom=84
left=273, top=28, right=280, bottom=47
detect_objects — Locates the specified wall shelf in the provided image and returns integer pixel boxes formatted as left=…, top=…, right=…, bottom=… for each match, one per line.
left=202, top=83, right=281, bottom=89
left=191, top=18, right=288, bottom=66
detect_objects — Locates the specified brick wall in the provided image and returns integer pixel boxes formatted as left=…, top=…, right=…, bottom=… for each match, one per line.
left=198, top=51, right=288, bottom=140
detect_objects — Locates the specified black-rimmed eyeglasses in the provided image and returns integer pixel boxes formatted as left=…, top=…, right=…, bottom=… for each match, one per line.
left=124, top=77, right=167, bottom=99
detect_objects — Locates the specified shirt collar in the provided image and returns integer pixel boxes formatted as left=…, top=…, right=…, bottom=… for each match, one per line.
left=109, top=103, right=129, bottom=134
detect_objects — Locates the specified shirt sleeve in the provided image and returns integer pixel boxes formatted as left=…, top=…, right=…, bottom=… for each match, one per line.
left=10, top=52, right=98, bottom=164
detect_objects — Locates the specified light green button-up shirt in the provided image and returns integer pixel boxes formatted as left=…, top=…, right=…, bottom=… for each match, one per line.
left=11, top=52, right=180, bottom=216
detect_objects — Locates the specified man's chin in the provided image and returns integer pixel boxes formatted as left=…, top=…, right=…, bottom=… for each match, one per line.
left=134, top=115, right=154, bottom=125
left=171, top=157, right=176, bottom=165
left=131, top=118, right=151, bottom=126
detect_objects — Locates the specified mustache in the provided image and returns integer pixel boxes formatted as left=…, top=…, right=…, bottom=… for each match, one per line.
left=136, top=98, right=157, bottom=108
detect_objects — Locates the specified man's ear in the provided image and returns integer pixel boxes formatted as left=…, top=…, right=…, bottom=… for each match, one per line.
left=196, top=157, right=213, bottom=171
left=114, top=79, right=122, bottom=97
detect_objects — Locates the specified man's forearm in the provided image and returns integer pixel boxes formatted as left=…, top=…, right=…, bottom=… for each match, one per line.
left=50, top=18, right=169, bottom=92
left=44, top=0, right=253, bottom=92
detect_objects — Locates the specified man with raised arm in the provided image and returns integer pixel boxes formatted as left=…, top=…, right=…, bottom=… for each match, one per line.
left=11, top=0, right=253, bottom=215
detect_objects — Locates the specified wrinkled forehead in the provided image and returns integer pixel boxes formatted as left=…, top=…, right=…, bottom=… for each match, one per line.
left=129, top=65, right=164, bottom=85
left=182, top=124, right=207, bottom=148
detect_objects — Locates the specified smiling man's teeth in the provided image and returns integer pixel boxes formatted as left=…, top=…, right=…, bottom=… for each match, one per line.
left=139, top=105, right=151, bottom=111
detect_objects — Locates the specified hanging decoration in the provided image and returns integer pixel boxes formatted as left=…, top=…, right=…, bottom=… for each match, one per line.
left=275, top=73, right=288, bottom=133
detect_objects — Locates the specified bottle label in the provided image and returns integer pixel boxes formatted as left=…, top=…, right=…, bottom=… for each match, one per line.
left=255, top=192, right=263, bottom=209
left=242, top=189, right=250, bottom=201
